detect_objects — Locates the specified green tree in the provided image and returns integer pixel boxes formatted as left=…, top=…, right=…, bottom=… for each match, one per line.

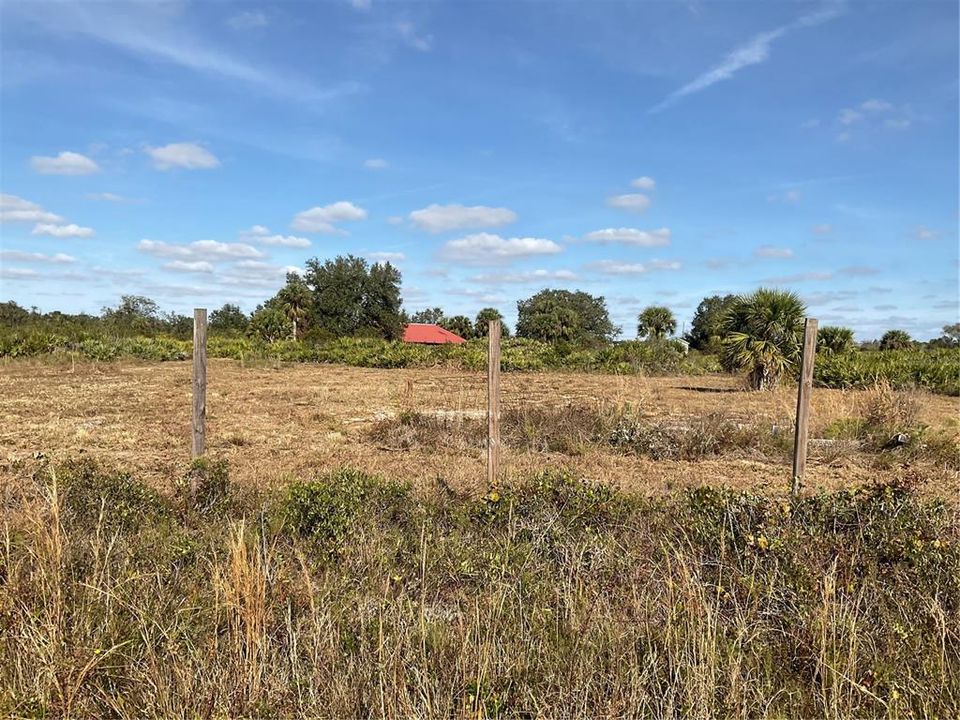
left=0, top=301, right=32, bottom=326
left=721, top=288, right=806, bottom=391
left=440, top=315, right=474, bottom=339
left=817, top=326, right=855, bottom=356
left=248, top=305, right=291, bottom=343
left=162, top=312, right=193, bottom=339
left=411, top=307, right=445, bottom=324
left=275, top=273, right=313, bottom=340
left=879, top=329, right=913, bottom=351
left=636, top=305, right=677, bottom=340
left=516, top=289, right=618, bottom=344
left=686, top=294, right=737, bottom=352
left=302, top=255, right=404, bottom=339
left=209, top=303, right=249, bottom=334
left=474, top=308, right=510, bottom=338
left=928, top=323, right=960, bottom=348
left=101, top=295, right=161, bottom=336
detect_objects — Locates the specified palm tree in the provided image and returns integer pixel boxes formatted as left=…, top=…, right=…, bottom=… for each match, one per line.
left=879, top=329, right=912, bottom=351
left=276, top=274, right=312, bottom=341
left=817, top=325, right=855, bottom=356
left=637, top=305, right=677, bottom=340
left=721, top=288, right=806, bottom=390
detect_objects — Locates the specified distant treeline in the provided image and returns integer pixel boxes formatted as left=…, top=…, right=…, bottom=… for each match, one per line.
left=2, top=253, right=958, bottom=392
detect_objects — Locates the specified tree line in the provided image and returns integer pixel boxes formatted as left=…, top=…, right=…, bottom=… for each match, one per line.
left=2, top=252, right=957, bottom=390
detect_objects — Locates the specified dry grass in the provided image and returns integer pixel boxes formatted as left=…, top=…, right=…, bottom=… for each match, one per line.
left=1, top=358, right=958, bottom=499
left=1, top=461, right=957, bottom=717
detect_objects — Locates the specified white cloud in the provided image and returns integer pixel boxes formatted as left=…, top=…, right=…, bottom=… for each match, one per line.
left=240, top=225, right=271, bottom=237
left=367, top=251, right=406, bottom=263
left=409, top=203, right=517, bottom=233
left=396, top=21, right=432, bottom=51
left=631, top=176, right=656, bottom=191
left=861, top=98, right=893, bottom=112
left=0, top=250, right=76, bottom=264
left=838, top=108, right=862, bottom=125
left=219, top=261, right=301, bottom=287
left=146, top=142, right=220, bottom=170
left=260, top=234, right=311, bottom=248
left=138, top=239, right=265, bottom=260
left=439, top=232, right=562, bottom=265
left=1, top=267, right=38, bottom=279
left=650, top=5, right=841, bottom=113
left=227, top=10, right=268, bottom=30
left=812, top=223, right=833, bottom=234
left=239, top=226, right=311, bottom=248
left=364, top=158, right=388, bottom=169
left=164, top=260, right=214, bottom=273
left=839, top=265, right=879, bottom=276
left=768, top=189, right=802, bottom=204
left=0, top=194, right=64, bottom=223
left=587, top=259, right=681, bottom=275
left=914, top=226, right=941, bottom=241
left=470, top=269, right=577, bottom=284
left=607, top=193, right=651, bottom=213
left=12, top=2, right=354, bottom=106
left=291, top=201, right=368, bottom=233
left=583, top=227, right=671, bottom=246
left=834, top=99, right=909, bottom=138
left=753, top=245, right=794, bottom=258
left=32, top=223, right=95, bottom=238
left=86, top=192, right=136, bottom=203
left=30, top=151, right=100, bottom=175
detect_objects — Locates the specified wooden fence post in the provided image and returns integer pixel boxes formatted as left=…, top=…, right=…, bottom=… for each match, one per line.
left=192, top=308, right=207, bottom=459
left=487, top=319, right=501, bottom=487
left=791, top=318, right=818, bottom=496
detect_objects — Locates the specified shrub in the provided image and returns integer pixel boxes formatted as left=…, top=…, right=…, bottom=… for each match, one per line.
left=55, top=458, right=168, bottom=531
left=281, top=468, right=410, bottom=548
left=174, top=458, right=233, bottom=515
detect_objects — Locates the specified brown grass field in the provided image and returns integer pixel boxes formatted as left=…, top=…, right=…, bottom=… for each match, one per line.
left=2, top=357, right=957, bottom=498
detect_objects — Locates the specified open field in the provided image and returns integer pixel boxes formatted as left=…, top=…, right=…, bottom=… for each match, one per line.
left=2, top=358, right=958, bottom=498
left=2, top=359, right=959, bottom=717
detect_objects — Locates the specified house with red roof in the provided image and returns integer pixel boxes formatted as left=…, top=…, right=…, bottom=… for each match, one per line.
left=402, top=323, right=466, bottom=344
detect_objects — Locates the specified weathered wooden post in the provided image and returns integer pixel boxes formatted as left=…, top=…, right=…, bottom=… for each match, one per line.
left=192, top=308, right=207, bottom=458
left=791, top=318, right=818, bottom=496
left=487, top=319, right=501, bottom=487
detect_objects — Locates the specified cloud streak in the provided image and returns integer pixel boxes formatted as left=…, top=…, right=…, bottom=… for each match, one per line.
left=650, top=3, right=843, bottom=113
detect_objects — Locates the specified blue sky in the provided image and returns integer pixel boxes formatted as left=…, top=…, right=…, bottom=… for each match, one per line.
left=1, top=0, right=957, bottom=339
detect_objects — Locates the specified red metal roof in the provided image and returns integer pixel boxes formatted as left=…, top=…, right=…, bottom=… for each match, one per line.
left=402, top=323, right=467, bottom=344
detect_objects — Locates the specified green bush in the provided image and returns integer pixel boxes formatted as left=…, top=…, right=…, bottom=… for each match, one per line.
left=54, top=458, right=168, bottom=531
left=174, top=458, right=233, bottom=515
left=816, top=348, right=960, bottom=395
left=281, top=468, right=410, bottom=548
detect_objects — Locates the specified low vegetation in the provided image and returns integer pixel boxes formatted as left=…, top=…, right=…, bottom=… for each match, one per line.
left=2, top=458, right=958, bottom=717
left=4, top=324, right=958, bottom=394
left=0, top=331, right=719, bottom=376
left=371, top=390, right=959, bottom=472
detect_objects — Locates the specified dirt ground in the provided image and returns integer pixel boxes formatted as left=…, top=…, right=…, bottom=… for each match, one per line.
left=2, top=358, right=958, bottom=498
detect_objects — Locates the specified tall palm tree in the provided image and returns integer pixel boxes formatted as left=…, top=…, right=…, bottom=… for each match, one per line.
left=276, top=274, right=312, bottom=341
left=637, top=305, right=677, bottom=340
left=721, top=288, right=806, bottom=390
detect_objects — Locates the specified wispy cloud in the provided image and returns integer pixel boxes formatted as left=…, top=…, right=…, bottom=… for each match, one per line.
left=11, top=2, right=360, bottom=106
left=650, top=3, right=844, bottom=113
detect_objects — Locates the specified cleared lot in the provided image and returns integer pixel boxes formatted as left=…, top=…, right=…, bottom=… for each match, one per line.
left=1, top=358, right=957, bottom=497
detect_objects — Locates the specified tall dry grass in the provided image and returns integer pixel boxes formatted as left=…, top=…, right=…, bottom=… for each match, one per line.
left=1, top=459, right=958, bottom=718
